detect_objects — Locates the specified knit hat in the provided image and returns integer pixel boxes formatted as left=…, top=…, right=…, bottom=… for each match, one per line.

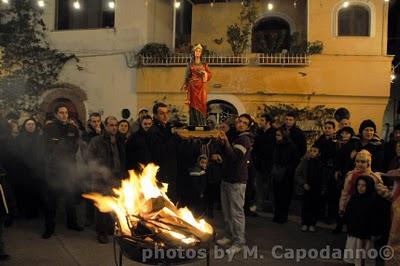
left=356, top=149, right=372, bottom=165
left=359, top=119, right=376, bottom=135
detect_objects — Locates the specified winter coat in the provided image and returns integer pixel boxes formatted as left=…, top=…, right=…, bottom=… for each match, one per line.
left=342, top=135, right=385, bottom=172
left=295, top=157, right=324, bottom=196
left=0, top=166, right=16, bottom=217
left=345, top=176, right=381, bottom=240
left=334, top=140, right=353, bottom=177
left=314, top=135, right=337, bottom=167
left=42, top=120, right=79, bottom=185
left=148, top=120, right=180, bottom=184
left=339, top=170, right=390, bottom=212
left=125, top=127, right=152, bottom=172
left=271, top=139, right=300, bottom=183
left=82, top=124, right=104, bottom=144
left=252, top=127, right=276, bottom=173
left=87, top=133, right=126, bottom=178
left=283, top=125, right=307, bottom=158
left=15, top=131, right=43, bottom=180
left=222, top=131, right=254, bottom=184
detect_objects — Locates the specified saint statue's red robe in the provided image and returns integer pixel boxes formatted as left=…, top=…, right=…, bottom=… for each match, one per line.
left=185, top=62, right=212, bottom=115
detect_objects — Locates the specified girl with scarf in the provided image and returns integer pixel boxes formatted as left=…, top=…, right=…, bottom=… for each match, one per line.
left=344, top=175, right=381, bottom=266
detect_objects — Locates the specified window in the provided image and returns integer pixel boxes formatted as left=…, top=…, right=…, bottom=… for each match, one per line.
left=251, top=17, right=291, bottom=53
left=56, top=0, right=115, bottom=30
left=338, top=5, right=370, bottom=36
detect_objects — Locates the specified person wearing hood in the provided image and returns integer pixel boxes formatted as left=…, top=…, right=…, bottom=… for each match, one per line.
left=270, top=127, right=300, bottom=224
left=216, top=114, right=254, bottom=257
left=344, top=175, right=381, bottom=266
left=14, top=118, right=42, bottom=218
left=345, top=119, right=385, bottom=172
left=131, top=108, right=149, bottom=134
left=339, top=150, right=390, bottom=216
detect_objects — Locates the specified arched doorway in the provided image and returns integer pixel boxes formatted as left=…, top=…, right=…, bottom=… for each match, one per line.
left=252, top=17, right=291, bottom=53
left=39, top=83, right=87, bottom=124
left=207, top=100, right=238, bottom=124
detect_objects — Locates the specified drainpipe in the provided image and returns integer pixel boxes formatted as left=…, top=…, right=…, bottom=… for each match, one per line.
left=172, top=0, right=177, bottom=50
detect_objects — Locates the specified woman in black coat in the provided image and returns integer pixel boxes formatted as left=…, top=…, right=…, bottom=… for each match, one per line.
left=341, top=120, right=384, bottom=173
left=15, top=118, right=42, bottom=218
left=271, top=127, right=300, bottom=224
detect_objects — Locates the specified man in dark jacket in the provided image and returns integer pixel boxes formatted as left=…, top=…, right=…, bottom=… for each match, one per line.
left=314, top=121, right=338, bottom=223
left=41, top=103, right=83, bottom=239
left=216, top=114, right=254, bottom=256
left=282, top=112, right=307, bottom=158
left=148, top=103, right=180, bottom=202
left=252, top=113, right=276, bottom=210
left=125, top=115, right=153, bottom=172
left=82, top=112, right=104, bottom=144
left=87, top=116, right=126, bottom=244
left=81, top=112, right=103, bottom=227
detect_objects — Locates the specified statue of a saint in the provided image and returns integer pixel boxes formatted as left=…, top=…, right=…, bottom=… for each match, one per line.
left=182, top=44, right=212, bottom=127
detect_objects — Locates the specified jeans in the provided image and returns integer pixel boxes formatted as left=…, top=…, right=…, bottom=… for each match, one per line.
left=220, top=181, right=246, bottom=245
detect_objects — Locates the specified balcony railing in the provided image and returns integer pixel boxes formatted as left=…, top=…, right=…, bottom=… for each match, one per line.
left=135, top=54, right=310, bottom=67
left=257, top=53, right=310, bottom=66
left=141, top=55, right=250, bottom=66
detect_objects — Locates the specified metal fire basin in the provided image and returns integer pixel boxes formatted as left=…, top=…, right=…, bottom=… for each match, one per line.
left=114, top=235, right=214, bottom=266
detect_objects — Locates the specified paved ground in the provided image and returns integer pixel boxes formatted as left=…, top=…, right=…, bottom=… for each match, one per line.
left=2, top=202, right=348, bottom=266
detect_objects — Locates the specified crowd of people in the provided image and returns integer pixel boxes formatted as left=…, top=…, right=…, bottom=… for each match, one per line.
left=0, top=102, right=399, bottom=265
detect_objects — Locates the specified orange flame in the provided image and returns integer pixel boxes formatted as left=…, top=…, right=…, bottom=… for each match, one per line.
left=83, top=163, right=213, bottom=244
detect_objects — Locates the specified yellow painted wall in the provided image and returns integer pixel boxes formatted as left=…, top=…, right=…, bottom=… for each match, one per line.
left=192, top=1, right=307, bottom=54
left=136, top=54, right=392, bottom=132
left=308, top=0, right=388, bottom=55
left=192, top=0, right=389, bottom=56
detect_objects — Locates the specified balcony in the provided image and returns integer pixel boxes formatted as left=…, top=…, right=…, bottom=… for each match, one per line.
left=136, top=53, right=310, bottom=67
left=256, top=53, right=310, bottom=66
left=140, top=54, right=250, bottom=66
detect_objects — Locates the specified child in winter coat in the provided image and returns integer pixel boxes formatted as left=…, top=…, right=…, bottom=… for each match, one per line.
left=344, top=175, right=380, bottom=266
left=0, top=165, right=15, bottom=261
left=295, top=145, right=324, bottom=232
left=188, top=154, right=208, bottom=216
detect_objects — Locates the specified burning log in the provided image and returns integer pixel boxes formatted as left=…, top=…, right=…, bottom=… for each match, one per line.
left=83, top=163, right=214, bottom=262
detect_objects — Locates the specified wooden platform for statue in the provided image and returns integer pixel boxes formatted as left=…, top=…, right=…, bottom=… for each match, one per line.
left=175, top=128, right=221, bottom=139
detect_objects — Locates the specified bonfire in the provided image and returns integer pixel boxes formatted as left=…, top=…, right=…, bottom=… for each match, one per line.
left=83, top=163, right=214, bottom=249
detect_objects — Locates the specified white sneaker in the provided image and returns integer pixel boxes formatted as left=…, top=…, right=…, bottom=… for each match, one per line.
left=226, top=244, right=243, bottom=257
left=216, top=237, right=232, bottom=246
left=309, top=226, right=316, bottom=232
left=301, top=225, right=308, bottom=232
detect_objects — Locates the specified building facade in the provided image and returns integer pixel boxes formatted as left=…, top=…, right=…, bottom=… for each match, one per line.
left=38, top=0, right=391, bottom=132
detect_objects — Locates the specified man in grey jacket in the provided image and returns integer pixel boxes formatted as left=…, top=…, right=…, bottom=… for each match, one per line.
left=216, top=114, right=254, bottom=256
